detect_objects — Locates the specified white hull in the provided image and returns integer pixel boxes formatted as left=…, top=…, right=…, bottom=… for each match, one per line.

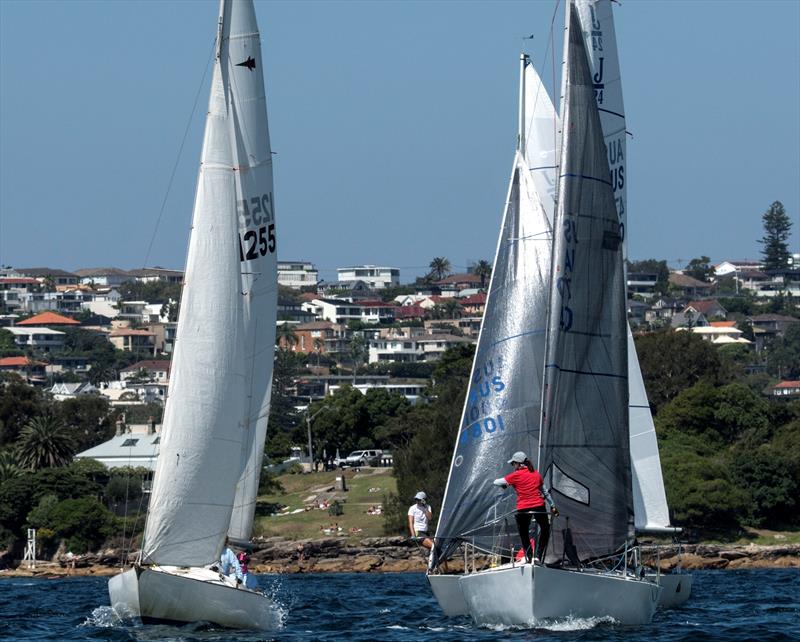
left=649, top=572, right=693, bottom=608
left=109, top=566, right=279, bottom=630
left=459, top=562, right=661, bottom=627
left=427, top=574, right=469, bottom=616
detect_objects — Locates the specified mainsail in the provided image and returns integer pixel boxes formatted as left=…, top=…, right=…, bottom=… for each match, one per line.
left=573, top=0, right=673, bottom=532
left=142, top=0, right=277, bottom=565
left=225, top=0, right=278, bottom=545
left=539, top=5, right=632, bottom=563
left=436, top=57, right=553, bottom=560
left=143, top=0, right=247, bottom=567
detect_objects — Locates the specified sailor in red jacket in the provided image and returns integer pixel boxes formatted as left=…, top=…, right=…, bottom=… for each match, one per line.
left=494, top=451, right=558, bottom=563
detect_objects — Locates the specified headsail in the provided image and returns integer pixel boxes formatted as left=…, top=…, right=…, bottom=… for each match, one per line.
left=539, top=5, right=632, bottom=563
left=225, top=0, right=278, bottom=546
left=435, top=56, right=553, bottom=561
left=143, top=0, right=247, bottom=566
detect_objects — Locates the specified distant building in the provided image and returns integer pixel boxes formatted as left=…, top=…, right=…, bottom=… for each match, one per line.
left=15, top=268, right=79, bottom=288
left=50, top=381, right=100, bottom=401
left=277, top=261, right=319, bottom=289
left=127, top=267, right=184, bottom=284
left=668, top=272, right=714, bottom=298
left=74, top=267, right=133, bottom=288
left=337, top=266, right=399, bottom=290
left=627, top=272, right=659, bottom=300
left=770, top=381, right=800, bottom=398
left=74, top=421, right=162, bottom=471
left=6, top=326, right=65, bottom=352
left=108, top=328, right=156, bottom=355
left=0, top=356, right=47, bottom=384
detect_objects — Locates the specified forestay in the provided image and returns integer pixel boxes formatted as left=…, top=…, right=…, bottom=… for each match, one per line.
left=435, top=146, right=552, bottom=560
left=539, top=6, right=632, bottom=564
left=225, top=0, right=278, bottom=546
left=143, top=2, right=247, bottom=567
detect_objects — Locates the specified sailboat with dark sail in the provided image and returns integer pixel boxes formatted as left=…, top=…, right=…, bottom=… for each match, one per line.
left=427, top=2, right=661, bottom=626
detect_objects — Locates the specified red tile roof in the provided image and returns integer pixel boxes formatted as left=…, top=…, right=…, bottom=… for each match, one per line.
left=0, top=356, right=44, bottom=367
left=16, top=311, right=80, bottom=326
left=774, top=381, right=800, bottom=389
left=709, top=321, right=737, bottom=328
left=109, top=329, right=155, bottom=337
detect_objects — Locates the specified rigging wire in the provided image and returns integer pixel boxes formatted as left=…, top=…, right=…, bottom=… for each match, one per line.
left=141, top=39, right=217, bottom=270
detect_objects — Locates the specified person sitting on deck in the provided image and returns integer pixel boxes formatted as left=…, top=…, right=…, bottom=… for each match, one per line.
left=407, top=491, right=433, bottom=551
left=216, top=538, right=243, bottom=586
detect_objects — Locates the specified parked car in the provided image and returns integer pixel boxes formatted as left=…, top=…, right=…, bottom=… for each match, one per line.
left=341, top=449, right=382, bottom=467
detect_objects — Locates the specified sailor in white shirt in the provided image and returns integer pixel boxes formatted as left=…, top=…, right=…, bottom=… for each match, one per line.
left=407, top=491, right=433, bottom=551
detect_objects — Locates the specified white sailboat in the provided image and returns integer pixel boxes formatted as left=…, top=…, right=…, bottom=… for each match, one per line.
left=427, top=3, right=661, bottom=627
left=109, top=0, right=279, bottom=630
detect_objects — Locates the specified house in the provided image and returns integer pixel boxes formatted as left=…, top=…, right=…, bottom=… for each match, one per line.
left=337, top=265, right=399, bottom=289
left=127, top=267, right=184, bottom=284
left=770, top=381, right=800, bottom=398
left=6, top=326, right=65, bottom=352
left=459, top=293, right=487, bottom=316
left=145, top=322, right=178, bottom=353
left=748, top=313, right=799, bottom=352
left=644, top=296, right=682, bottom=326
left=683, top=299, right=728, bottom=321
left=394, top=304, right=428, bottom=322
left=0, top=277, right=40, bottom=313
left=0, top=356, right=47, bottom=384
left=677, top=325, right=752, bottom=346
left=433, top=273, right=483, bottom=296
left=108, top=328, right=156, bottom=355
left=668, top=272, right=714, bottom=298
left=284, top=321, right=348, bottom=355
left=16, top=311, right=81, bottom=327
left=16, top=290, right=94, bottom=315
left=670, top=310, right=708, bottom=329
left=15, top=268, right=79, bottom=287
left=120, top=360, right=171, bottom=383
left=73, top=267, right=133, bottom=288
left=305, top=298, right=394, bottom=325
left=315, top=280, right=375, bottom=301
left=627, top=273, right=659, bottom=300
left=73, top=421, right=162, bottom=471
left=50, top=381, right=100, bottom=401
left=295, top=374, right=425, bottom=402
left=626, top=300, right=650, bottom=326
left=277, top=260, right=319, bottom=289
left=714, top=260, right=763, bottom=277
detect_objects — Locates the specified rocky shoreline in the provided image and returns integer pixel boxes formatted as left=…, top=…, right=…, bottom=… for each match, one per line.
left=1, top=537, right=798, bottom=578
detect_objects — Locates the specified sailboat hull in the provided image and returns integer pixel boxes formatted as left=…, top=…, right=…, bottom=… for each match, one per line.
left=109, top=567, right=280, bottom=630
left=459, top=563, right=661, bottom=626
left=427, top=574, right=469, bottom=616
left=650, top=572, right=693, bottom=608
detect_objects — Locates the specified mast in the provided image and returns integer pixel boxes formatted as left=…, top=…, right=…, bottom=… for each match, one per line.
left=518, top=53, right=527, bottom=155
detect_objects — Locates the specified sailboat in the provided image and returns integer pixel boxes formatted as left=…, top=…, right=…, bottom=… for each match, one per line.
left=427, top=2, right=661, bottom=627
left=108, top=0, right=279, bottom=630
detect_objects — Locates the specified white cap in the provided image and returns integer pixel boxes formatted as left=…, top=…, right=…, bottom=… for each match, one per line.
left=507, top=451, right=527, bottom=464
left=414, top=491, right=427, bottom=501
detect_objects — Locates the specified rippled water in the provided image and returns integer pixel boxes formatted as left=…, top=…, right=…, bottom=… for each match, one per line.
left=0, top=569, right=797, bottom=641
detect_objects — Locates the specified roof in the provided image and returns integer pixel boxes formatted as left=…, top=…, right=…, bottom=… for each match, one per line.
left=73, top=267, right=132, bottom=277
left=460, top=293, right=487, bottom=305
left=7, top=327, right=65, bottom=336
left=394, top=305, right=427, bottom=318
left=74, top=432, right=162, bottom=470
left=15, top=268, right=78, bottom=278
left=0, top=356, right=45, bottom=367
left=120, top=360, right=171, bottom=373
left=416, top=334, right=471, bottom=343
left=669, top=273, right=713, bottom=288
left=434, top=273, right=483, bottom=286
left=686, top=299, right=726, bottom=315
left=774, top=381, right=800, bottom=389
left=109, top=329, right=155, bottom=337
left=0, top=277, right=40, bottom=286
left=16, top=311, right=80, bottom=326
left=709, top=321, right=737, bottom=328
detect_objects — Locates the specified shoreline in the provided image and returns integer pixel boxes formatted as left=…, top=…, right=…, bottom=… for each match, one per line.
left=1, top=538, right=798, bottom=578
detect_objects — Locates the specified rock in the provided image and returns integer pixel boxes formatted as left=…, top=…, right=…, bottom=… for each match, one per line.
left=351, top=555, right=383, bottom=572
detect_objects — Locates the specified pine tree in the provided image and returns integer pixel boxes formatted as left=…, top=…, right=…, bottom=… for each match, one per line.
left=759, top=201, right=793, bottom=271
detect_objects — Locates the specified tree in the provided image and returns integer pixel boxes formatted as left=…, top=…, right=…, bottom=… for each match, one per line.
left=313, top=337, right=324, bottom=368
left=0, top=375, right=49, bottom=446
left=635, top=331, right=723, bottom=412
left=55, top=395, right=113, bottom=453
left=759, top=201, right=793, bottom=271
left=442, top=298, right=462, bottom=320
left=766, top=322, right=800, bottom=379
left=347, top=335, right=367, bottom=382
left=428, top=257, right=451, bottom=281
left=15, top=415, right=75, bottom=469
left=473, top=260, right=492, bottom=288
left=275, top=323, right=298, bottom=349
left=684, top=256, right=713, bottom=282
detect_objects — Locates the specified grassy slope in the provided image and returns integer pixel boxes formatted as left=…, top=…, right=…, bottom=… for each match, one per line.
left=254, top=467, right=398, bottom=540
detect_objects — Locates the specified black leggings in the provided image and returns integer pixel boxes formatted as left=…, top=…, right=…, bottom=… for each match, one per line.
left=514, top=508, right=551, bottom=562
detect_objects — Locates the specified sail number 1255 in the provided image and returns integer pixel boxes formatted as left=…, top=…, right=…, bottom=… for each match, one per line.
left=238, top=193, right=276, bottom=261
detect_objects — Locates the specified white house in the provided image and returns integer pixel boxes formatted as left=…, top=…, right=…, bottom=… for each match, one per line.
left=306, top=298, right=395, bottom=325
left=277, top=260, right=319, bottom=289
left=51, top=381, right=100, bottom=401
left=6, top=326, right=65, bottom=351
left=337, top=265, right=399, bottom=289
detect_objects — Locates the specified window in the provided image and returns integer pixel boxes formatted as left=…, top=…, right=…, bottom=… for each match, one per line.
left=121, top=439, right=139, bottom=447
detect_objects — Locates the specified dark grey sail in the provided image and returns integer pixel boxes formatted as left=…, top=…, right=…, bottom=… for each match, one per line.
left=539, top=4, right=632, bottom=564
left=435, top=149, right=553, bottom=561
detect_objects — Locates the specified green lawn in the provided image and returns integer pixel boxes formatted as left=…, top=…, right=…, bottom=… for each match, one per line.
left=254, top=467, right=397, bottom=540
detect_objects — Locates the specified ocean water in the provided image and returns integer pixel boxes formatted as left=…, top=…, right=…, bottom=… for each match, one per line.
left=0, top=569, right=797, bottom=642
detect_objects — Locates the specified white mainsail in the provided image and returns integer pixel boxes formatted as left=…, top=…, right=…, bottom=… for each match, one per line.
left=225, top=0, right=278, bottom=545
left=141, top=0, right=277, bottom=567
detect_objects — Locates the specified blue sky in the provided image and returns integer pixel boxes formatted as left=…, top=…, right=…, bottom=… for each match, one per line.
left=1, top=0, right=798, bottom=282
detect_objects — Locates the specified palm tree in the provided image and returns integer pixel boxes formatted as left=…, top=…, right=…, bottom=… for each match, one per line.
left=276, top=322, right=298, bottom=350
left=347, top=335, right=366, bottom=383
left=16, top=415, right=75, bottom=470
left=474, top=259, right=492, bottom=288
left=0, top=450, right=21, bottom=482
left=442, top=298, right=463, bottom=320
left=313, top=337, right=324, bottom=368
left=428, top=257, right=451, bottom=281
